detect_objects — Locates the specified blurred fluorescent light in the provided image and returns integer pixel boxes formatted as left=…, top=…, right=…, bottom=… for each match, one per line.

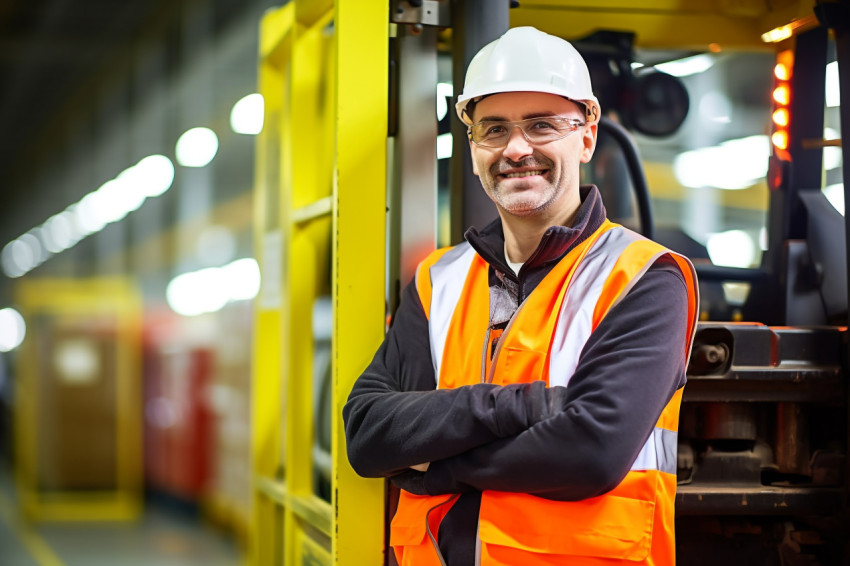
left=116, top=167, right=148, bottom=214
left=761, top=15, right=818, bottom=44
left=0, top=307, right=26, bottom=352
left=707, top=230, right=756, bottom=268
left=41, top=212, right=74, bottom=253
left=826, top=61, right=840, bottom=108
left=93, top=179, right=134, bottom=224
left=655, top=54, right=715, bottom=77
left=230, top=94, right=264, bottom=135
left=824, top=127, right=842, bottom=171
left=76, top=192, right=109, bottom=234
left=673, top=135, right=769, bottom=190
left=823, top=183, right=844, bottom=215
left=176, top=127, right=219, bottom=167
left=761, top=26, right=793, bottom=44
left=2, top=155, right=175, bottom=275
left=436, top=82, right=453, bottom=121
left=1, top=233, right=45, bottom=277
left=1, top=242, right=26, bottom=278
left=135, top=154, right=175, bottom=197
left=222, top=258, right=261, bottom=301
left=167, top=268, right=229, bottom=316
left=54, top=339, right=100, bottom=385
left=437, top=133, right=452, bottom=159
left=167, top=258, right=261, bottom=316
left=59, top=207, right=85, bottom=247
left=20, top=233, right=44, bottom=267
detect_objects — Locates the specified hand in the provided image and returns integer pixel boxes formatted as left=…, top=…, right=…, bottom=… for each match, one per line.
left=410, top=462, right=430, bottom=472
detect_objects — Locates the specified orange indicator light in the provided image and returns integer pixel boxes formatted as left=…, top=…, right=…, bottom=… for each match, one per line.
left=772, top=130, right=789, bottom=150
left=772, top=108, right=789, bottom=127
left=773, top=85, right=790, bottom=105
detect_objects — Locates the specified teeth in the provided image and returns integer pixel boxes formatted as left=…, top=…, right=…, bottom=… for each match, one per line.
left=504, top=170, right=543, bottom=178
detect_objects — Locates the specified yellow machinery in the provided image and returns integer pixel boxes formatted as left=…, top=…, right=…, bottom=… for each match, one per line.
left=252, top=0, right=848, bottom=564
left=14, top=278, right=143, bottom=522
left=251, top=1, right=387, bottom=564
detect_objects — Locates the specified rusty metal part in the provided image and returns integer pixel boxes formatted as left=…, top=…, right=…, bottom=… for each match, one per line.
left=775, top=402, right=811, bottom=476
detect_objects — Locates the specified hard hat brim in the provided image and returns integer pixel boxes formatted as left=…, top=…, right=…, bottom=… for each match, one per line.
left=456, top=85, right=600, bottom=125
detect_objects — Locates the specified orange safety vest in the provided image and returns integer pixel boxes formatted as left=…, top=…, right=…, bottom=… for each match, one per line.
left=390, top=220, right=699, bottom=566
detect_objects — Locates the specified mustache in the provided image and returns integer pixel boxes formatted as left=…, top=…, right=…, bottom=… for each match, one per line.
left=491, top=155, right=554, bottom=176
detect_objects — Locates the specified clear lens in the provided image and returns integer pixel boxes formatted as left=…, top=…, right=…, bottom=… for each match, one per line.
left=469, top=116, right=585, bottom=147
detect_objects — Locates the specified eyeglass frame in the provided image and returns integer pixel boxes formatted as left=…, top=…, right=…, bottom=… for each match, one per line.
left=466, top=115, right=587, bottom=148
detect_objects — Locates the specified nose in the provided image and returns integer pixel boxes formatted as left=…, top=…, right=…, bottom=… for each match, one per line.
left=501, top=125, right=534, bottom=161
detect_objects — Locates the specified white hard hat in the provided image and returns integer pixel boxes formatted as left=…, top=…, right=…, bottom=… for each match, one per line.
left=456, top=27, right=601, bottom=125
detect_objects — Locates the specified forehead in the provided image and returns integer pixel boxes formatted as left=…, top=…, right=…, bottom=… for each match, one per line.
left=474, top=91, right=583, bottom=121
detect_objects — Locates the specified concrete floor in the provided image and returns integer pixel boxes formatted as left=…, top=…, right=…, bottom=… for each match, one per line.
left=0, top=466, right=244, bottom=566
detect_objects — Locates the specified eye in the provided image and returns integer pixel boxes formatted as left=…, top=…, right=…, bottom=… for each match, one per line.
left=484, top=123, right=508, bottom=136
left=529, top=119, right=558, bottom=131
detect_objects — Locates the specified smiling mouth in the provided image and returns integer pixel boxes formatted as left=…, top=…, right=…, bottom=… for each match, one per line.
left=500, top=169, right=547, bottom=179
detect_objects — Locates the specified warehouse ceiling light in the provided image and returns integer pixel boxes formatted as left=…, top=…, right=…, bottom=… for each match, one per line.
left=707, top=230, right=757, bottom=268
left=0, top=307, right=26, bottom=352
left=75, top=192, right=110, bottom=235
left=826, top=61, right=840, bottom=108
left=230, top=93, right=264, bottom=135
left=1, top=154, right=175, bottom=278
left=167, top=258, right=261, bottom=316
left=437, top=133, right=452, bottom=159
left=135, top=154, right=175, bottom=196
left=653, top=54, right=715, bottom=77
left=41, top=212, right=75, bottom=253
left=94, top=179, right=139, bottom=224
left=824, top=127, right=842, bottom=172
left=673, top=135, right=769, bottom=190
left=1, top=234, right=43, bottom=278
left=436, top=82, right=453, bottom=121
left=176, top=127, right=219, bottom=167
left=221, top=258, right=261, bottom=301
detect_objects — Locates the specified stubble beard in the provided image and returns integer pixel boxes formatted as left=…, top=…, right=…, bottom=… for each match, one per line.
left=486, top=155, right=561, bottom=217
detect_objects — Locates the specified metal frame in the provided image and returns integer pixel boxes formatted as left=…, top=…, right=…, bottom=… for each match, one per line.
left=449, top=0, right=508, bottom=243
left=251, top=1, right=388, bottom=564
left=509, top=0, right=815, bottom=50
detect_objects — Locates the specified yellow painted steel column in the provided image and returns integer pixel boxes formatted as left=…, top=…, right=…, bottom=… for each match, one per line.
left=283, top=8, right=335, bottom=566
left=252, top=5, right=293, bottom=565
left=332, top=0, right=389, bottom=565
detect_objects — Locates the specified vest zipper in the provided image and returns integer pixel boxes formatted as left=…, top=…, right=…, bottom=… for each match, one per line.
left=479, top=328, right=491, bottom=383
left=424, top=493, right=459, bottom=566
left=485, top=299, right=528, bottom=384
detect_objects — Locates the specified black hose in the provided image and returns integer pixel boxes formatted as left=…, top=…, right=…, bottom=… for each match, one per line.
left=597, top=116, right=654, bottom=239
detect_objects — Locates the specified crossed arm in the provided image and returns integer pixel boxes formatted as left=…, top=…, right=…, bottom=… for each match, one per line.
left=343, top=265, right=689, bottom=501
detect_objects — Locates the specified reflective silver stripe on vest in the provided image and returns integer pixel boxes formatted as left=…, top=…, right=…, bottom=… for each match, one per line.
left=549, top=227, right=653, bottom=387
left=426, top=243, right=476, bottom=383
left=631, top=427, right=678, bottom=474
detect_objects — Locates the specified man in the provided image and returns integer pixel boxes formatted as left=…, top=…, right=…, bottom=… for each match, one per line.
left=344, top=26, right=699, bottom=566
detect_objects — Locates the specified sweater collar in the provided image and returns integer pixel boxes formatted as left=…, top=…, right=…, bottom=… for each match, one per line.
left=464, top=185, right=607, bottom=276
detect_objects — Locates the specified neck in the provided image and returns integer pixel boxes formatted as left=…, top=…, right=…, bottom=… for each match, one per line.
left=501, top=205, right=579, bottom=263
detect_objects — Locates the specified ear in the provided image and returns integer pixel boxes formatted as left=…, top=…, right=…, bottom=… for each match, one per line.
left=579, top=123, right=597, bottom=164
left=469, top=140, right=480, bottom=176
